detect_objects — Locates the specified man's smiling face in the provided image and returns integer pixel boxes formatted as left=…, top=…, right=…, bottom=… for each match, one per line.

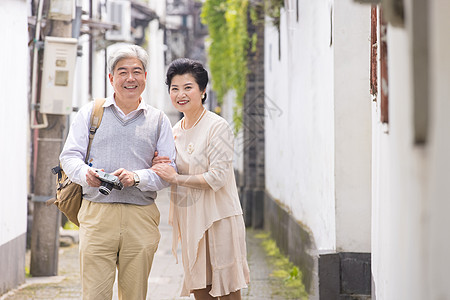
left=109, top=57, right=147, bottom=102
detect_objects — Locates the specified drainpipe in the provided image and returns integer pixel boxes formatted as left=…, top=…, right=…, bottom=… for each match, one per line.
left=89, top=0, right=93, bottom=99
left=30, top=0, right=48, bottom=129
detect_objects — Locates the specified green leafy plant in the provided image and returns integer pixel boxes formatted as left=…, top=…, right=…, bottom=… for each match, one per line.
left=201, top=0, right=249, bottom=132
left=264, top=0, right=285, bottom=30
left=255, top=231, right=308, bottom=299
left=201, top=0, right=285, bottom=132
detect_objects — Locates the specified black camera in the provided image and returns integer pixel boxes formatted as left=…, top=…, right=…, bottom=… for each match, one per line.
left=95, top=170, right=124, bottom=195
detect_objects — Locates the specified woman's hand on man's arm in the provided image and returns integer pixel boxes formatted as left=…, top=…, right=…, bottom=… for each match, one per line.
left=152, top=151, right=171, bottom=166
left=152, top=163, right=211, bottom=189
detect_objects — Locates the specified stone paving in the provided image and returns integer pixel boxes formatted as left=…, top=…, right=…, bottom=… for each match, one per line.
left=1, top=189, right=293, bottom=300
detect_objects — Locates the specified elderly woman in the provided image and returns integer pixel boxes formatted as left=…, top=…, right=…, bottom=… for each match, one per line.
left=152, top=58, right=250, bottom=300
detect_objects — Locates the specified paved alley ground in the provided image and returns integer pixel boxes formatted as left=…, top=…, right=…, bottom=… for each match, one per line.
left=1, top=189, right=296, bottom=300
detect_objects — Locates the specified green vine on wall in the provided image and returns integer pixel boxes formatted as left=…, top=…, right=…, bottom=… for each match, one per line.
left=201, top=0, right=284, bottom=132
left=264, top=0, right=284, bottom=30
left=201, top=0, right=249, bottom=132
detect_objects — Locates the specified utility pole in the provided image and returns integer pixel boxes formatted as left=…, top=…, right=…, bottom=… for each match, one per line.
left=30, top=0, right=73, bottom=276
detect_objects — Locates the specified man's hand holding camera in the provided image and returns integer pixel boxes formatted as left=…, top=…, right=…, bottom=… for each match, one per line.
left=111, top=168, right=136, bottom=188
left=86, top=168, right=102, bottom=187
left=86, top=167, right=137, bottom=196
left=87, top=168, right=136, bottom=187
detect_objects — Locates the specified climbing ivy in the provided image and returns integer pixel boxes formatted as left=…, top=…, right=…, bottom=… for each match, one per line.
left=264, top=0, right=285, bottom=30
left=201, top=0, right=249, bottom=130
left=201, top=0, right=284, bottom=131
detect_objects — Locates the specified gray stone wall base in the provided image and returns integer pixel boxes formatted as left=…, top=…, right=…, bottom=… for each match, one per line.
left=0, top=233, right=26, bottom=296
left=242, top=188, right=264, bottom=229
left=242, top=189, right=253, bottom=227
left=262, top=191, right=371, bottom=299
left=319, top=252, right=371, bottom=300
left=263, top=192, right=315, bottom=293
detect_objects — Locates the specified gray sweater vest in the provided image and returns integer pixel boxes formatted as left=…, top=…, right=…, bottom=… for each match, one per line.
left=82, top=105, right=160, bottom=205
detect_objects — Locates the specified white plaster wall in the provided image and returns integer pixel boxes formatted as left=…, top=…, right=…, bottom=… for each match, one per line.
left=220, top=91, right=243, bottom=173
left=220, top=91, right=236, bottom=135
left=371, top=2, right=431, bottom=298
left=73, top=34, right=90, bottom=110
left=333, top=0, right=371, bottom=253
left=428, top=0, right=450, bottom=298
left=145, top=18, right=168, bottom=111
left=145, top=2, right=180, bottom=125
left=371, top=99, right=392, bottom=300
left=73, top=0, right=102, bottom=109
left=93, top=49, right=107, bottom=98
left=265, top=0, right=336, bottom=251
left=0, top=0, right=29, bottom=246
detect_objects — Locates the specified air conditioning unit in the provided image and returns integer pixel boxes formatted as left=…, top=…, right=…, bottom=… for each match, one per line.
left=106, top=0, right=131, bottom=41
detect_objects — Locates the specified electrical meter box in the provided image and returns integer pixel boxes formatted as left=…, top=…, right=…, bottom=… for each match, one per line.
left=40, top=36, right=78, bottom=115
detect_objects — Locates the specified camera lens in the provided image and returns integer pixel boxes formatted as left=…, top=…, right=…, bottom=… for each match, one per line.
left=99, top=186, right=110, bottom=195
left=99, top=182, right=113, bottom=195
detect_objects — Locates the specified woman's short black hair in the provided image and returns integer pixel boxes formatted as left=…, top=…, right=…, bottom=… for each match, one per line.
left=166, top=58, right=209, bottom=103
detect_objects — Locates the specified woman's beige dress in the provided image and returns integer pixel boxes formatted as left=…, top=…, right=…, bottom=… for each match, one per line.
left=169, top=110, right=250, bottom=297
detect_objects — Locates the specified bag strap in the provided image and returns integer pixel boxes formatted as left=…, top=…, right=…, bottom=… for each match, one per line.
left=85, top=98, right=106, bottom=163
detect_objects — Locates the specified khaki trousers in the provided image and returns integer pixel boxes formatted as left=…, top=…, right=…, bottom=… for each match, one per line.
left=78, top=200, right=160, bottom=300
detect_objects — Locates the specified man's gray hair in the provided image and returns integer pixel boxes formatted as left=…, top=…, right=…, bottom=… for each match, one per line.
left=108, top=44, right=149, bottom=74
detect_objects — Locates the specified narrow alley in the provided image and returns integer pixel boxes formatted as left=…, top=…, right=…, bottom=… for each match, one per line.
left=2, top=0, right=450, bottom=299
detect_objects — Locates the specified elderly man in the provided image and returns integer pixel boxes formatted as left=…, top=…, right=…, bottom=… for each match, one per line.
left=60, top=44, right=176, bottom=300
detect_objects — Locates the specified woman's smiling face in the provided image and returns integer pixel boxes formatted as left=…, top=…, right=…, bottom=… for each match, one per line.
left=169, top=73, right=204, bottom=113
